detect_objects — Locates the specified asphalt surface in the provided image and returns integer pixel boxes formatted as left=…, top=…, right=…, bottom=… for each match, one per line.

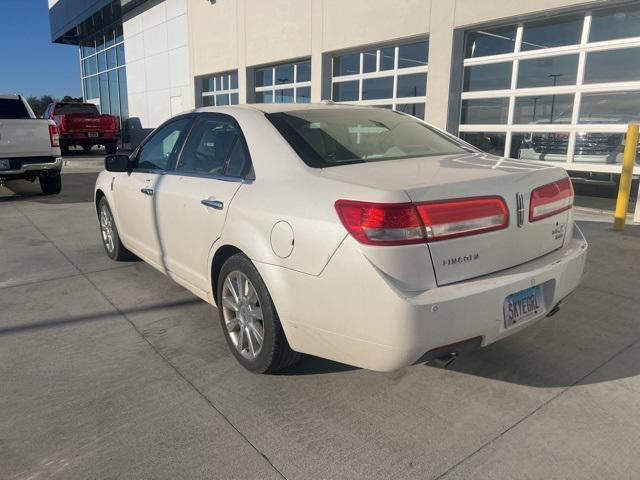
left=1, top=154, right=640, bottom=479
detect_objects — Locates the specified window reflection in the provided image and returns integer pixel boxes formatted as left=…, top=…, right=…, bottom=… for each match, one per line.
left=333, top=81, right=359, bottom=102
left=333, top=53, right=360, bottom=76
left=513, top=94, right=573, bottom=124
left=517, top=54, right=578, bottom=88
left=520, top=15, right=583, bottom=51
left=465, top=25, right=517, bottom=58
left=580, top=91, right=640, bottom=124
left=460, top=98, right=509, bottom=124
left=590, top=5, right=640, bottom=42
left=584, top=47, right=640, bottom=84
left=394, top=103, right=425, bottom=119
left=512, top=132, right=569, bottom=162
left=463, top=62, right=512, bottom=92
left=459, top=132, right=506, bottom=156
left=396, top=73, right=427, bottom=98
left=398, top=41, right=429, bottom=68
left=362, top=77, right=394, bottom=100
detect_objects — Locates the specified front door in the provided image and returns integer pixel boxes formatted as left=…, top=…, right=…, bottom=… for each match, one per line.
left=154, top=114, right=253, bottom=291
left=114, top=116, right=192, bottom=268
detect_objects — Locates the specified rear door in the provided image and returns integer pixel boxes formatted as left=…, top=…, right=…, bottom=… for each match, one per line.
left=114, top=116, right=193, bottom=267
left=154, top=113, right=251, bottom=291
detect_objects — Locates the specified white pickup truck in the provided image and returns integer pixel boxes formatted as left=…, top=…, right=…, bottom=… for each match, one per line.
left=0, top=94, right=63, bottom=194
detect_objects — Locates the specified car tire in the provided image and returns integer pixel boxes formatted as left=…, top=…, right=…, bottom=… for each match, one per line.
left=105, top=143, right=117, bottom=155
left=217, top=253, right=300, bottom=373
left=98, top=197, right=133, bottom=261
left=39, top=171, right=62, bottom=195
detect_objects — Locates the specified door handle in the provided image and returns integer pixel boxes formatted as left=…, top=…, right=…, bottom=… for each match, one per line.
left=140, top=187, right=154, bottom=196
left=201, top=199, right=224, bottom=210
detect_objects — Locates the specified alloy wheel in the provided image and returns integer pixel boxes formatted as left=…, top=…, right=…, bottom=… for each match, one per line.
left=99, top=205, right=115, bottom=254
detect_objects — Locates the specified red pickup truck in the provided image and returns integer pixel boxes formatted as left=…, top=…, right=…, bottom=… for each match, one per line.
left=44, top=102, right=120, bottom=155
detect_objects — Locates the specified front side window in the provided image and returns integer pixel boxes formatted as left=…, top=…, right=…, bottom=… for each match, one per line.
left=176, top=116, right=250, bottom=177
left=268, top=108, right=467, bottom=168
left=136, top=117, right=191, bottom=171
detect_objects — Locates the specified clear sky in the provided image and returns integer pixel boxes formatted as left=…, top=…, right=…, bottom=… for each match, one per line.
left=0, top=0, right=82, bottom=98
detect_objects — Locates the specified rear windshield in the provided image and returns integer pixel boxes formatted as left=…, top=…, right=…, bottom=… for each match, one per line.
left=54, top=103, right=99, bottom=115
left=267, top=108, right=471, bottom=168
left=0, top=98, right=31, bottom=119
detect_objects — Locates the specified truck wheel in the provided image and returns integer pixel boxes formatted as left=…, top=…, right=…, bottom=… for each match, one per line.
left=83, top=145, right=92, bottom=153
left=217, top=253, right=300, bottom=373
left=98, top=197, right=133, bottom=261
left=60, top=143, right=69, bottom=156
left=105, top=143, right=117, bottom=155
left=39, top=171, right=62, bottom=195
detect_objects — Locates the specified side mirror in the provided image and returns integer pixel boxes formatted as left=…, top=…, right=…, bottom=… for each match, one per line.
left=105, top=154, right=131, bottom=172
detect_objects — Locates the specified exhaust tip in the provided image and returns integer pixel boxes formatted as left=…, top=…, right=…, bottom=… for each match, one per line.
left=546, top=302, right=561, bottom=318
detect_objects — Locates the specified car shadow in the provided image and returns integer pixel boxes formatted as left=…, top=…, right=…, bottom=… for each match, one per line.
left=0, top=172, right=99, bottom=204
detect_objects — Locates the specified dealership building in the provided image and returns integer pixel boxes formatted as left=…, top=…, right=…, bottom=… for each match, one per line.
left=48, top=0, right=640, bottom=178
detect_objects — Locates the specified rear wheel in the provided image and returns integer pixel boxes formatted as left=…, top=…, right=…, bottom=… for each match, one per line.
left=83, top=145, right=92, bottom=153
left=105, top=142, right=117, bottom=155
left=39, top=171, right=61, bottom=195
left=217, top=253, right=299, bottom=373
left=98, top=197, right=133, bottom=261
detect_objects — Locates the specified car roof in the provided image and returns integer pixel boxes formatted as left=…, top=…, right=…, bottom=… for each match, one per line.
left=193, top=102, right=368, bottom=115
left=0, top=94, right=20, bottom=100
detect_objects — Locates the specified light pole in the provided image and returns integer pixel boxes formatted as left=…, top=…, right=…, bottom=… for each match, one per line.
left=547, top=73, right=563, bottom=124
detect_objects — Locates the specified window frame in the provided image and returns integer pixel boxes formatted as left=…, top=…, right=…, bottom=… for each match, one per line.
left=459, top=6, right=640, bottom=175
left=330, top=38, right=429, bottom=118
left=169, top=112, right=254, bottom=182
left=201, top=71, right=240, bottom=107
left=253, top=59, right=312, bottom=104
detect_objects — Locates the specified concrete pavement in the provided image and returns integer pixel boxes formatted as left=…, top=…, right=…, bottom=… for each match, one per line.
left=1, top=158, right=640, bottom=479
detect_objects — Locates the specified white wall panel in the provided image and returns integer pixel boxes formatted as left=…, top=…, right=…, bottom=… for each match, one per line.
left=167, top=14, right=188, bottom=50
left=143, top=23, right=169, bottom=57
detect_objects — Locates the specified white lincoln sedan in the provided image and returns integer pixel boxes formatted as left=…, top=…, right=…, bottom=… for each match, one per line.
left=95, top=104, right=587, bottom=373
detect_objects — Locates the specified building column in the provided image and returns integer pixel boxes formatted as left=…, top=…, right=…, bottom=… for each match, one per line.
left=311, top=0, right=324, bottom=102
left=425, top=1, right=463, bottom=133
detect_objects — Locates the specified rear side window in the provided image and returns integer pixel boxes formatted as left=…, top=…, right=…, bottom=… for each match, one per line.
left=267, top=108, right=469, bottom=168
left=54, top=103, right=99, bottom=115
left=176, top=116, right=251, bottom=178
left=0, top=99, right=30, bottom=119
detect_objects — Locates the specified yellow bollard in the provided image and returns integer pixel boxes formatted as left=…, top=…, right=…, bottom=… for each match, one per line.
left=613, top=123, right=639, bottom=231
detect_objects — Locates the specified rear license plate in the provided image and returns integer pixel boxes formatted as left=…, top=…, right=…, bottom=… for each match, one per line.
left=503, top=285, right=544, bottom=328
left=87, top=132, right=99, bottom=138
left=0, top=159, right=10, bottom=170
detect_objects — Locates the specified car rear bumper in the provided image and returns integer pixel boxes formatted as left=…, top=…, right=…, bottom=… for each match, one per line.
left=61, top=132, right=119, bottom=142
left=0, top=156, right=63, bottom=178
left=256, top=223, right=588, bottom=372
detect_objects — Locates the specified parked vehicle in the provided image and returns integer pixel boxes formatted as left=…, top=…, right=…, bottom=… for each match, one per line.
left=44, top=102, right=119, bottom=155
left=94, top=104, right=587, bottom=373
left=0, top=94, right=62, bottom=195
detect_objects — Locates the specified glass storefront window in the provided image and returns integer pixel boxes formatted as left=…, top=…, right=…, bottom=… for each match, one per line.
left=513, top=94, right=574, bottom=124
left=459, top=132, right=506, bottom=156
left=275, top=89, right=294, bottom=103
left=106, top=47, right=117, bottom=70
left=517, top=54, right=578, bottom=88
left=108, top=70, right=120, bottom=116
left=380, top=46, right=395, bottom=70
left=333, top=53, right=360, bottom=76
left=590, top=5, right=640, bottom=43
left=297, top=61, right=311, bottom=82
left=511, top=132, right=570, bottom=161
left=362, top=77, right=394, bottom=100
left=460, top=98, right=509, bottom=124
left=116, top=44, right=125, bottom=67
left=397, top=72, right=427, bottom=98
left=253, top=60, right=311, bottom=104
left=395, top=102, right=425, bottom=119
left=573, top=132, right=627, bottom=164
left=200, top=71, right=239, bottom=106
left=99, top=73, right=109, bottom=114
left=84, top=76, right=99, bottom=100
left=584, top=47, right=640, bottom=84
left=363, top=50, right=377, bottom=73
left=296, top=87, right=311, bottom=103
left=463, top=62, right=512, bottom=92
left=465, top=25, right=517, bottom=58
left=83, top=56, right=98, bottom=77
left=255, top=68, right=273, bottom=87
left=275, top=63, right=294, bottom=85
left=398, top=41, right=429, bottom=69
left=520, top=15, right=583, bottom=51
left=333, top=81, right=359, bottom=101
left=97, top=52, right=107, bottom=72
left=579, top=91, right=640, bottom=124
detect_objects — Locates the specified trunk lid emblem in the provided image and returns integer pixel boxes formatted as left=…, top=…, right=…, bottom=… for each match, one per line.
left=516, top=192, right=525, bottom=227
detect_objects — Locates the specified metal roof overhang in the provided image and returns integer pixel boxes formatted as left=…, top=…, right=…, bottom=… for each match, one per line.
left=49, top=0, right=149, bottom=44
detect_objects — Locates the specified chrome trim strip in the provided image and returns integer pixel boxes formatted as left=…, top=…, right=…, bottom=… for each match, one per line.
left=0, top=157, right=63, bottom=175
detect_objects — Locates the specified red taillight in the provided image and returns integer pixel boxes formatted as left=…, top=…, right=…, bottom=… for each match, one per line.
left=335, top=197, right=509, bottom=246
left=48, top=124, right=60, bottom=148
left=529, top=178, right=573, bottom=222
left=334, top=200, right=424, bottom=246
left=415, top=197, right=509, bottom=241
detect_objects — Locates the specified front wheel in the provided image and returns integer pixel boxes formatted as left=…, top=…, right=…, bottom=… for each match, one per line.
left=98, top=197, right=133, bottom=261
left=217, top=253, right=300, bottom=373
left=39, top=171, right=61, bottom=195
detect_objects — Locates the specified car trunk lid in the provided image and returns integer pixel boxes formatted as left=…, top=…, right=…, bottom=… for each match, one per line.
left=322, top=152, right=572, bottom=286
